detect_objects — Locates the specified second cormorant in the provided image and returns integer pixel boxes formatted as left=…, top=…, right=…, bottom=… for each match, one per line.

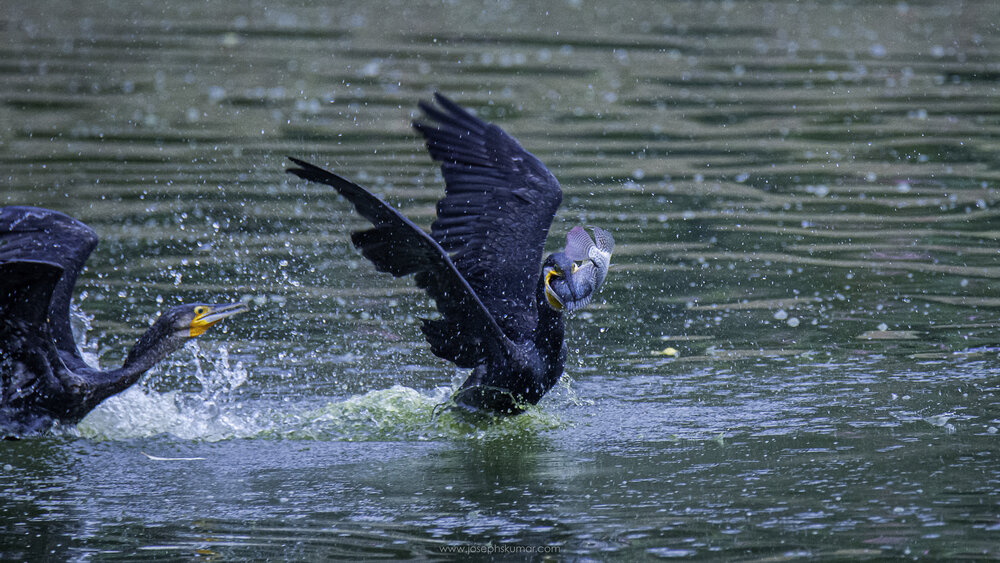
left=0, top=206, right=247, bottom=436
left=287, top=94, right=613, bottom=415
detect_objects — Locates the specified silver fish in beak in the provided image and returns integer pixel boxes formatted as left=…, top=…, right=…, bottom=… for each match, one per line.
left=564, top=226, right=615, bottom=293
left=544, top=226, right=615, bottom=313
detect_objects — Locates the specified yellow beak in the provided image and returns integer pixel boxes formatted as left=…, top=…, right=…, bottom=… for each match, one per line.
left=189, top=302, right=248, bottom=337
left=544, top=269, right=564, bottom=311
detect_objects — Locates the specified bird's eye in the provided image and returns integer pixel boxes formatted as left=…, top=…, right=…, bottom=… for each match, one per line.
left=194, top=306, right=207, bottom=316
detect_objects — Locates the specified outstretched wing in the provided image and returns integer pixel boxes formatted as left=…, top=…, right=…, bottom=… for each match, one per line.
left=286, top=158, right=513, bottom=368
left=412, top=94, right=563, bottom=341
left=0, top=206, right=98, bottom=371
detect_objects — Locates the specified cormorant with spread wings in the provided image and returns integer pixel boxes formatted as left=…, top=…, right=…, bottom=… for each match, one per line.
left=0, top=207, right=246, bottom=436
left=287, top=94, right=613, bottom=415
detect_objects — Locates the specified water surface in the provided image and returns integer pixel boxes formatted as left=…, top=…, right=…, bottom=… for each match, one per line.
left=3, top=0, right=1000, bottom=559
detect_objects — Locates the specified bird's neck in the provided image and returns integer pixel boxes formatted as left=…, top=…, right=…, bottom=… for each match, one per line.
left=530, top=279, right=567, bottom=397
left=534, top=279, right=566, bottom=353
left=81, top=324, right=182, bottom=412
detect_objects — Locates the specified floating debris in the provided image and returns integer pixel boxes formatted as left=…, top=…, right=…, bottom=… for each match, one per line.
left=141, top=452, right=206, bottom=461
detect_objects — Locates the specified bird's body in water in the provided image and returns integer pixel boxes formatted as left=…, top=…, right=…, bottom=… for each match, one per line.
left=288, top=94, right=614, bottom=415
left=0, top=207, right=247, bottom=437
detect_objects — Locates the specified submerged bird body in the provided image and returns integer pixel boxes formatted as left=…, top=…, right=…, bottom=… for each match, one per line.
left=0, top=207, right=246, bottom=436
left=289, top=94, right=614, bottom=415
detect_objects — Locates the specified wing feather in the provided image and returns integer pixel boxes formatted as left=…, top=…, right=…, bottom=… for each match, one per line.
left=413, top=93, right=562, bottom=341
left=286, top=158, right=513, bottom=365
left=0, top=207, right=97, bottom=371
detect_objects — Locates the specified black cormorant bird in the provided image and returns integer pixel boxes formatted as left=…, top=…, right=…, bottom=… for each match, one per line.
left=287, top=94, right=614, bottom=415
left=0, top=206, right=247, bottom=436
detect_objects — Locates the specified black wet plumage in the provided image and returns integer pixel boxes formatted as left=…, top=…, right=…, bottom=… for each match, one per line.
left=0, top=207, right=246, bottom=436
left=287, top=93, right=607, bottom=415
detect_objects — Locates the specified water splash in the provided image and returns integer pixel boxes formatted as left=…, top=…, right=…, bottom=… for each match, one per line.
left=77, top=347, right=563, bottom=442
left=187, top=342, right=249, bottom=403
left=276, top=385, right=563, bottom=442
left=69, top=301, right=100, bottom=368
left=77, top=343, right=261, bottom=442
left=75, top=386, right=258, bottom=441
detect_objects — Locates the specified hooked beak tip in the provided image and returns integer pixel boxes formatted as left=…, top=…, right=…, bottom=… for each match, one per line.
left=207, top=302, right=249, bottom=320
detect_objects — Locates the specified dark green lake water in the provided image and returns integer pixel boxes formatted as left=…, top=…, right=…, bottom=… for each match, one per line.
left=3, top=0, right=1000, bottom=559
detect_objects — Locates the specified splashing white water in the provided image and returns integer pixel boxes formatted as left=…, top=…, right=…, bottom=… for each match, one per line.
left=189, top=343, right=249, bottom=401
left=275, top=384, right=564, bottom=442
left=69, top=301, right=101, bottom=368
left=75, top=331, right=566, bottom=442
left=77, top=343, right=259, bottom=442
left=78, top=374, right=564, bottom=442
left=76, top=386, right=257, bottom=441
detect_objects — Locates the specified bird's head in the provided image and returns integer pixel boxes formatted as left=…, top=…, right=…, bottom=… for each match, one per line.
left=123, top=301, right=249, bottom=370
left=543, top=226, right=615, bottom=313
left=160, top=302, right=249, bottom=340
